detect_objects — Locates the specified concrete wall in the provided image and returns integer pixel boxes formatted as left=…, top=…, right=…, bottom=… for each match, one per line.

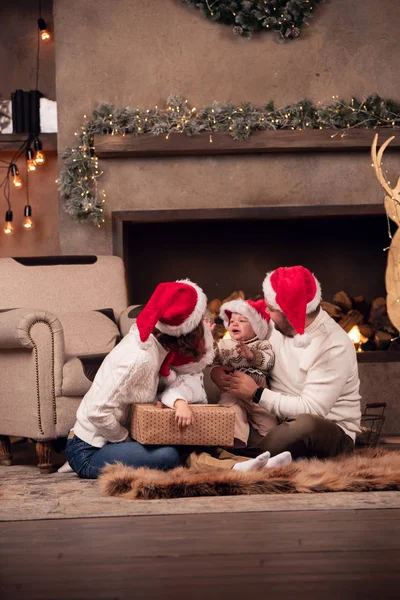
left=53, top=0, right=400, bottom=255
left=0, top=0, right=59, bottom=257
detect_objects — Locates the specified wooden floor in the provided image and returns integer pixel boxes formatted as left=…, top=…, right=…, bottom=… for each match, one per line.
left=1, top=508, right=400, bottom=600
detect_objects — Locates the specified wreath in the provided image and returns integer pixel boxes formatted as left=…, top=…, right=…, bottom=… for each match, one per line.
left=181, top=0, right=323, bottom=40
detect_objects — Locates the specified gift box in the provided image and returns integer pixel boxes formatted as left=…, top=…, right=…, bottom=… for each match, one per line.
left=130, top=404, right=235, bottom=446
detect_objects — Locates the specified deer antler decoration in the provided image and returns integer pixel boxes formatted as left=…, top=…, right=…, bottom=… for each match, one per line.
left=371, top=133, right=400, bottom=331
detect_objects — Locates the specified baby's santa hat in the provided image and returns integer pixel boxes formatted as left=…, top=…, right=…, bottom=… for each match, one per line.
left=219, top=298, right=270, bottom=340
left=263, top=266, right=321, bottom=348
left=136, top=279, right=207, bottom=342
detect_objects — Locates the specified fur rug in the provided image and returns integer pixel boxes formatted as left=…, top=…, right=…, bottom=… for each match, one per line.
left=98, top=449, right=400, bottom=500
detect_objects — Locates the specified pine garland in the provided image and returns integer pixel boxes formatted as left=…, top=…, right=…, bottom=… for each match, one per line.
left=181, top=0, right=323, bottom=40
left=59, top=94, right=400, bottom=225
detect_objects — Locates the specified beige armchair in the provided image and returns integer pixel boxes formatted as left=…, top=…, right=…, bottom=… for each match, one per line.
left=0, top=255, right=133, bottom=473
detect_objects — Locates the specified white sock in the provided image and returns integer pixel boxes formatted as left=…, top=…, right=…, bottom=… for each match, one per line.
left=57, top=461, right=73, bottom=473
left=265, top=451, right=292, bottom=469
left=233, top=451, right=271, bottom=472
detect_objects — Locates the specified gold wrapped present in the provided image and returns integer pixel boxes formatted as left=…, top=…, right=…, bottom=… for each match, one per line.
left=130, top=404, right=235, bottom=446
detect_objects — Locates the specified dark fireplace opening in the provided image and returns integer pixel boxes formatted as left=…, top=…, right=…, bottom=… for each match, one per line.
left=119, top=211, right=389, bottom=306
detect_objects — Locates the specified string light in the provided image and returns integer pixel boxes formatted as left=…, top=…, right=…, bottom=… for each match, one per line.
left=3, top=210, right=14, bottom=235
left=37, top=17, right=50, bottom=41
left=23, top=205, right=34, bottom=229
left=60, top=94, right=400, bottom=226
left=10, top=164, right=23, bottom=188
left=26, top=148, right=37, bottom=172
left=33, top=138, right=46, bottom=165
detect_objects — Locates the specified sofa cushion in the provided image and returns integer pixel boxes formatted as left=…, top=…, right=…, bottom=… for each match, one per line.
left=58, top=311, right=120, bottom=357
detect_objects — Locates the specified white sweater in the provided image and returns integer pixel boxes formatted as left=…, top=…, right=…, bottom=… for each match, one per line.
left=74, top=327, right=169, bottom=447
left=73, top=326, right=209, bottom=448
left=259, top=309, right=361, bottom=441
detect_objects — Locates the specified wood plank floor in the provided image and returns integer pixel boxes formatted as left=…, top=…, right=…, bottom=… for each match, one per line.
left=1, top=509, right=400, bottom=600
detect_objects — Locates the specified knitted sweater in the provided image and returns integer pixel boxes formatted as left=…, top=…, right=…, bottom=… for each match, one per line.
left=215, top=336, right=275, bottom=374
left=73, top=325, right=211, bottom=447
left=73, top=326, right=168, bottom=447
left=259, top=309, right=361, bottom=441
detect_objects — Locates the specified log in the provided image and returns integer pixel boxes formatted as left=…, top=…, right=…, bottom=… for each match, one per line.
left=332, top=291, right=353, bottom=313
left=222, top=290, right=245, bottom=304
left=352, top=296, right=370, bottom=320
left=320, top=301, right=343, bottom=320
left=369, top=296, right=397, bottom=334
left=374, top=330, right=393, bottom=350
left=338, top=309, right=364, bottom=333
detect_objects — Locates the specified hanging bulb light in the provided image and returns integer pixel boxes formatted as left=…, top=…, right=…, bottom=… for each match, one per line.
left=26, top=148, right=37, bottom=172
left=38, top=18, right=50, bottom=41
left=33, top=139, right=46, bottom=165
left=10, top=164, right=23, bottom=188
left=3, top=210, right=14, bottom=235
left=23, top=205, right=34, bottom=230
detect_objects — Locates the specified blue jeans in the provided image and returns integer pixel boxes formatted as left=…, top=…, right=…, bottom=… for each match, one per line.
left=65, top=434, right=181, bottom=479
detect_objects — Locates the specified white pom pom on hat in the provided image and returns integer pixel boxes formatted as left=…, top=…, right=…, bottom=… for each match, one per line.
left=263, top=266, right=321, bottom=348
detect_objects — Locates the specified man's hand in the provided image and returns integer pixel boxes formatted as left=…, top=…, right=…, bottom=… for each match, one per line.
left=174, top=399, right=194, bottom=428
left=210, top=365, right=234, bottom=392
left=228, top=371, right=258, bottom=402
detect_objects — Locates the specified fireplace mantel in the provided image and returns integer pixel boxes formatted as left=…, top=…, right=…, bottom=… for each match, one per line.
left=95, top=129, right=400, bottom=158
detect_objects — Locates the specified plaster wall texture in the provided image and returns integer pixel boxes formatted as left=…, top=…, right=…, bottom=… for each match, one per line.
left=53, top=0, right=400, bottom=255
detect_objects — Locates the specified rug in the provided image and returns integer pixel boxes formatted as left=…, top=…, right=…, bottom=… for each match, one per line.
left=99, top=449, right=400, bottom=500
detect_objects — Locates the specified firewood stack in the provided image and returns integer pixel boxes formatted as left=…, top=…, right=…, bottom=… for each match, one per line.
left=322, top=291, right=399, bottom=351
left=207, top=289, right=399, bottom=351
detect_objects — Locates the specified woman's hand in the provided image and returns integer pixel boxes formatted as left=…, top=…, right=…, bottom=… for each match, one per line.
left=174, top=399, right=194, bottom=428
left=228, top=371, right=258, bottom=401
left=210, top=365, right=234, bottom=391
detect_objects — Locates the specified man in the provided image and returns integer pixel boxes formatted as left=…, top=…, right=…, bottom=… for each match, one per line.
left=211, top=265, right=361, bottom=460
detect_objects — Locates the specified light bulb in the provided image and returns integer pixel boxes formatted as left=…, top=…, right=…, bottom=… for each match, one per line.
left=38, top=18, right=50, bottom=41
left=34, top=150, right=45, bottom=165
left=23, top=217, right=34, bottom=229
left=33, top=139, right=46, bottom=165
left=26, top=148, right=36, bottom=172
left=23, top=205, right=34, bottom=229
left=10, top=164, right=23, bottom=188
left=3, top=210, right=14, bottom=235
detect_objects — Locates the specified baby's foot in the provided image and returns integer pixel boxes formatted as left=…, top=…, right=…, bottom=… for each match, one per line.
left=265, top=451, right=292, bottom=469
left=232, top=451, right=271, bottom=472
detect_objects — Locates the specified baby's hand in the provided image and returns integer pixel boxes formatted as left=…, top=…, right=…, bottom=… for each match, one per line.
left=174, top=399, right=194, bottom=428
left=203, top=317, right=216, bottom=332
left=236, top=342, right=255, bottom=362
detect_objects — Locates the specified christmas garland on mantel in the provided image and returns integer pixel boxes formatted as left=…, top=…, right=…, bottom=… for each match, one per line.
left=181, top=0, right=323, bottom=40
left=59, top=94, right=400, bottom=226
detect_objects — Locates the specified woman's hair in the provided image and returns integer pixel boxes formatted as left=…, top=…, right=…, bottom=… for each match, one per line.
left=155, top=322, right=205, bottom=360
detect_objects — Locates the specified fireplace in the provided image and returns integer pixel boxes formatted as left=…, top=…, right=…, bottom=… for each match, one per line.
left=113, top=205, right=400, bottom=436
left=113, top=206, right=388, bottom=304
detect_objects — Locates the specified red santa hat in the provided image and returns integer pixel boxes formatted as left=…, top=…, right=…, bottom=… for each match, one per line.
left=262, top=266, right=321, bottom=348
left=219, top=298, right=270, bottom=340
left=136, top=279, right=207, bottom=342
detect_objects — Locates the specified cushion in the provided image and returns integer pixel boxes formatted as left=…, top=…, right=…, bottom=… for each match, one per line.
left=58, top=311, right=120, bottom=357
left=130, top=404, right=235, bottom=446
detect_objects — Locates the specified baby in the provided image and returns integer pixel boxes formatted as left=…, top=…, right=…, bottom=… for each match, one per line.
left=215, top=299, right=277, bottom=448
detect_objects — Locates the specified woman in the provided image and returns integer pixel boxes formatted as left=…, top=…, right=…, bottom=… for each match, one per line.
left=65, top=279, right=212, bottom=479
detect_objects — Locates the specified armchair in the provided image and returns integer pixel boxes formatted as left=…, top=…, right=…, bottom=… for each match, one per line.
left=0, top=255, right=132, bottom=473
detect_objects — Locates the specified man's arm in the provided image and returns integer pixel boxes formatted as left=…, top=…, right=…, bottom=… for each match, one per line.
left=229, top=344, right=353, bottom=419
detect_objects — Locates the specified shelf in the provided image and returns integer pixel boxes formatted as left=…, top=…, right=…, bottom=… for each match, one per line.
left=0, top=133, right=57, bottom=152
left=94, top=129, right=400, bottom=158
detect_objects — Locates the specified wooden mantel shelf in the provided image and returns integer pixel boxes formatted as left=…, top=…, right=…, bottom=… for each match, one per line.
left=94, top=129, right=400, bottom=158
left=0, top=133, right=57, bottom=152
